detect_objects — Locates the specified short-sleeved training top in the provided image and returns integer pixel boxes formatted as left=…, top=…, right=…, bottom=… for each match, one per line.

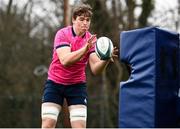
left=47, top=26, right=95, bottom=85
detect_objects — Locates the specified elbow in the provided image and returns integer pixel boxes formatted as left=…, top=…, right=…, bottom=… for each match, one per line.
left=92, top=71, right=98, bottom=75
left=91, top=66, right=104, bottom=75
left=92, top=70, right=102, bottom=75
left=60, top=60, right=71, bottom=67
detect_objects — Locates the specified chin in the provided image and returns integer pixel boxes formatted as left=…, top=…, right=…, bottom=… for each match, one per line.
left=81, top=29, right=87, bottom=33
left=84, top=28, right=89, bottom=31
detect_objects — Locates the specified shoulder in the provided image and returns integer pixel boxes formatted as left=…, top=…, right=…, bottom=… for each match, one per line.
left=55, top=26, right=72, bottom=38
left=56, top=26, right=71, bottom=34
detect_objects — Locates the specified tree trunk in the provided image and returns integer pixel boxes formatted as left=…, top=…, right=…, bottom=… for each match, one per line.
left=62, top=0, right=71, bottom=128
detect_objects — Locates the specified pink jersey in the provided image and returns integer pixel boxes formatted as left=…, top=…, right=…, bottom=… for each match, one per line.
left=47, top=26, right=95, bottom=85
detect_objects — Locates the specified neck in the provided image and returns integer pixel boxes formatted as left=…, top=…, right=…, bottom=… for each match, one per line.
left=72, top=25, right=85, bottom=37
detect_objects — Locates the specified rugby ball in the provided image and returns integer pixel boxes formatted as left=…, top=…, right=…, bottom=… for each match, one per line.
left=95, top=37, right=113, bottom=60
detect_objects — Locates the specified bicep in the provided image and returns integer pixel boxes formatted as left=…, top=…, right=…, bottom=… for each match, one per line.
left=56, top=46, right=71, bottom=62
left=89, top=53, right=100, bottom=69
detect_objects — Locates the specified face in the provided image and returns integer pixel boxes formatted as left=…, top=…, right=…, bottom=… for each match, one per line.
left=72, top=15, right=91, bottom=36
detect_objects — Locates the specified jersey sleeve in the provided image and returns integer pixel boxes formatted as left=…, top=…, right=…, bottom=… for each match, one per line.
left=54, top=30, right=70, bottom=49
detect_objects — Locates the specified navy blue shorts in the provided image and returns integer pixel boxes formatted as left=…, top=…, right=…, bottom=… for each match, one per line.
left=42, top=80, right=87, bottom=106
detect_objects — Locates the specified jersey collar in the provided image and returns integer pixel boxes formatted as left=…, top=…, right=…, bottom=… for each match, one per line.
left=72, top=27, right=86, bottom=38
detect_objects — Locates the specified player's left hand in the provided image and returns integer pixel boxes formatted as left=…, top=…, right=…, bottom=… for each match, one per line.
left=110, top=46, right=118, bottom=62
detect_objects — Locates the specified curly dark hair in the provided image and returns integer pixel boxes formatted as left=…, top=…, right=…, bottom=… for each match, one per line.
left=72, top=4, right=93, bottom=19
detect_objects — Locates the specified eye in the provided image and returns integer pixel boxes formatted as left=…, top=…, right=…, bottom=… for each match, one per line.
left=86, top=18, right=90, bottom=22
left=79, top=17, right=84, bottom=21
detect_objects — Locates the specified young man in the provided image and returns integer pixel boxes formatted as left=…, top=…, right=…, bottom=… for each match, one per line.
left=41, top=3, right=118, bottom=128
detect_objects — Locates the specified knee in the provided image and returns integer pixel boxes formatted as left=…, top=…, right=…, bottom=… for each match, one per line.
left=41, top=102, right=61, bottom=128
left=69, top=105, right=87, bottom=128
left=69, top=106, right=87, bottom=122
left=42, top=118, right=56, bottom=128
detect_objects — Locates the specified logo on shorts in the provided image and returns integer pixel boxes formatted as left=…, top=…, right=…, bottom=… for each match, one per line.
left=84, top=99, right=87, bottom=104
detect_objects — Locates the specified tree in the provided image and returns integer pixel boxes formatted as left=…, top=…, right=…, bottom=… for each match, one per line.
left=138, top=0, right=154, bottom=27
left=0, top=0, right=64, bottom=127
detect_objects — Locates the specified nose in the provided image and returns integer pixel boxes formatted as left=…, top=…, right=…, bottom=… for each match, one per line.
left=83, top=19, right=89, bottom=25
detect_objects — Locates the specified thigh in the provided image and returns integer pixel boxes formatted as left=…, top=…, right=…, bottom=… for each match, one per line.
left=42, top=80, right=64, bottom=106
left=65, top=83, right=87, bottom=106
left=41, top=102, right=61, bottom=122
left=68, top=105, right=87, bottom=128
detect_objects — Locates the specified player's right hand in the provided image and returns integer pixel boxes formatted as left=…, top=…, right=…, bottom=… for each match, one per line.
left=86, top=34, right=97, bottom=49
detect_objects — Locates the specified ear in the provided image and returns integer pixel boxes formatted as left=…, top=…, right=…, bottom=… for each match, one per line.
left=72, top=17, right=75, bottom=24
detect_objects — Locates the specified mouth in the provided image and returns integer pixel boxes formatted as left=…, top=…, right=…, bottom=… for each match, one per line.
left=81, top=26, right=88, bottom=30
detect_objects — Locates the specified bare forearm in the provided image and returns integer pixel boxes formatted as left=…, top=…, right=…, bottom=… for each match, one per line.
left=61, top=46, right=88, bottom=66
left=92, top=60, right=110, bottom=75
left=58, top=35, right=97, bottom=67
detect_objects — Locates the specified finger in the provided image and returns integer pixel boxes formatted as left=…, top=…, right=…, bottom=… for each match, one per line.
left=113, top=48, right=119, bottom=54
left=114, top=47, right=118, bottom=50
left=112, top=55, right=118, bottom=58
left=92, top=41, right=96, bottom=45
left=110, top=57, right=114, bottom=62
left=89, top=34, right=96, bottom=41
left=88, top=34, right=97, bottom=42
left=114, top=51, right=119, bottom=55
left=91, top=34, right=97, bottom=38
left=113, top=49, right=118, bottom=52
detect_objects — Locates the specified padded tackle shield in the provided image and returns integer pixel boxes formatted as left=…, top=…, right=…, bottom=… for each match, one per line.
left=119, top=27, right=180, bottom=128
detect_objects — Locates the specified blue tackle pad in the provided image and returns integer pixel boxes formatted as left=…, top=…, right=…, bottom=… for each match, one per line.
left=119, top=26, right=180, bottom=128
